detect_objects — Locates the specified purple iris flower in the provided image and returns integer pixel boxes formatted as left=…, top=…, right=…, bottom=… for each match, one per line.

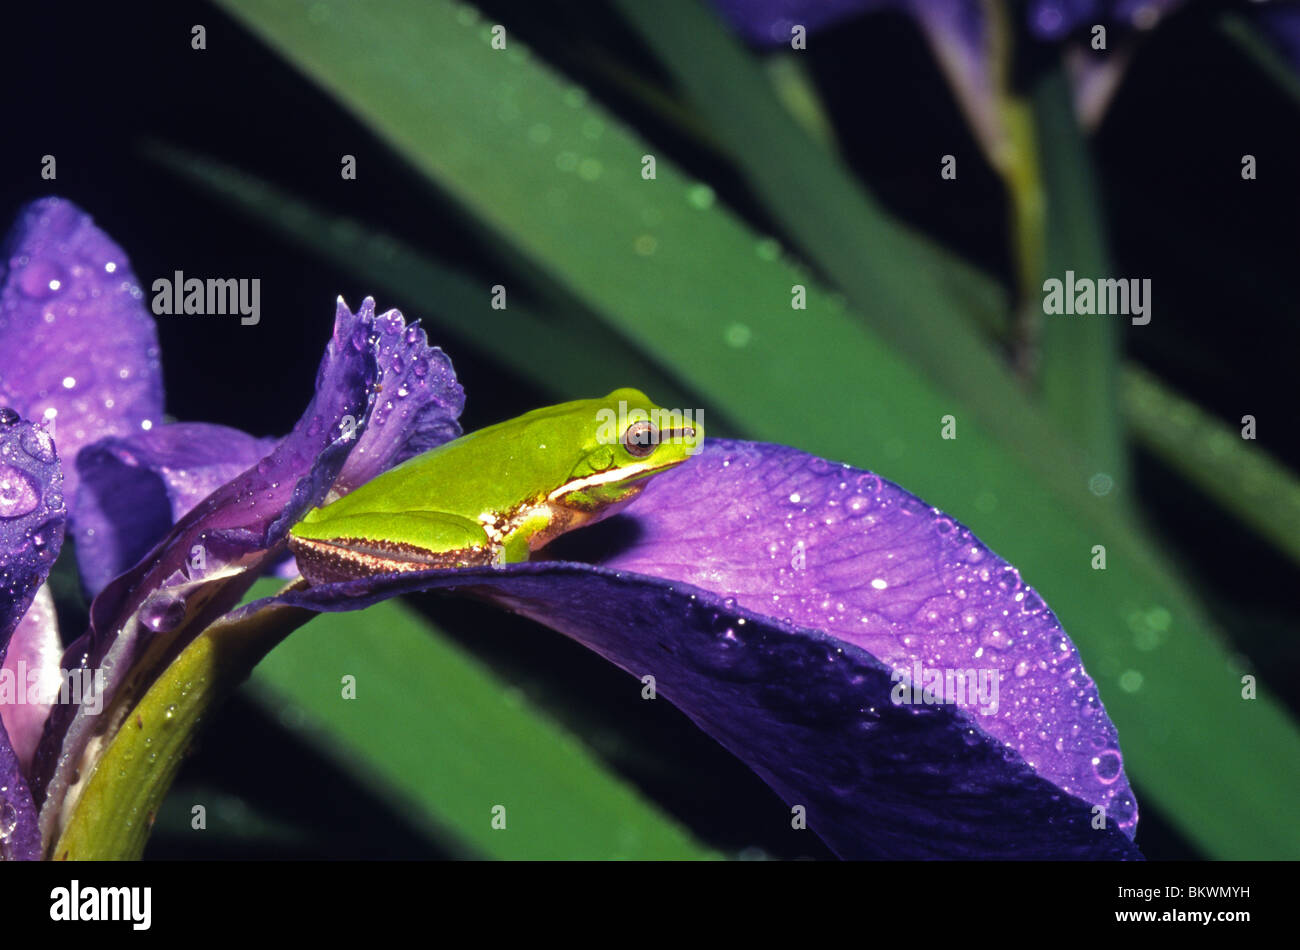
left=0, top=198, right=1139, bottom=859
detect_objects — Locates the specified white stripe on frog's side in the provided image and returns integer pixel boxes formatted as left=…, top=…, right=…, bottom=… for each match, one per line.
left=544, top=460, right=662, bottom=502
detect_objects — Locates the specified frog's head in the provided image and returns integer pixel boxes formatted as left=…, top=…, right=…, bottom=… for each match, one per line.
left=552, top=387, right=704, bottom=511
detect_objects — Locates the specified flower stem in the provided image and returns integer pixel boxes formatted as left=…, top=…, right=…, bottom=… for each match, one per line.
left=49, top=592, right=314, bottom=860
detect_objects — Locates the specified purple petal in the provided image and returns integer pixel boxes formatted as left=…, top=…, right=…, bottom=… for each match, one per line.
left=0, top=416, right=65, bottom=646
left=243, top=439, right=1139, bottom=858
left=331, top=300, right=464, bottom=495
left=600, top=440, right=1136, bottom=832
left=31, top=297, right=465, bottom=843
left=0, top=198, right=163, bottom=505
left=0, top=731, right=40, bottom=860
left=73, top=422, right=279, bottom=597
left=1, top=584, right=61, bottom=774
left=32, top=299, right=376, bottom=836
left=0, top=414, right=64, bottom=861
left=708, top=0, right=886, bottom=45
left=69, top=299, right=461, bottom=594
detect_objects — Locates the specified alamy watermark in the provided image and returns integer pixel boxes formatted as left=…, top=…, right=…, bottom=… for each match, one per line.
left=151, top=271, right=260, bottom=326
left=0, top=662, right=105, bottom=715
left=1042, top=270, right=1151, bottom=325
left=891, top=661, right=1000, bottom=716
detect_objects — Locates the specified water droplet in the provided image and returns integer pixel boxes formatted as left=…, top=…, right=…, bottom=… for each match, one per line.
left=0, top=464, right=40, bottom=519
left=1091, top=749, right=1122, bottom=784
left=687, top=184, right=715, bottom=210
left=724, top=322, right=751, bottom=348
left=0, top=799, right=17, bottom=840
left=0, top=408, right=19, bottom=426
left=17, top=260, right=63, bottom=298
left=20, top=428, right=54, bottom=465
left=855, top=473, right=882, bottom=495
left=981, top=628, right=1012, bottom=650
left=1088, top=472, right=1114, bottom=497
left=141, top=593, right=187, bottom=633
left=1118, top=669, right=1144, bottom=693
left=164, top=704, right=177, bottom=721
left=412, top=358, right=429, bottom=378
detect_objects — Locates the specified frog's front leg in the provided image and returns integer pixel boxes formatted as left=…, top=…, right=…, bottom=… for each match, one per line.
left=491, top=508, right=563, bottom=564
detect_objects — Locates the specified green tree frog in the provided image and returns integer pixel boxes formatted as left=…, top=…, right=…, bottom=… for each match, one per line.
left=288, top=388, right=702, bottom=584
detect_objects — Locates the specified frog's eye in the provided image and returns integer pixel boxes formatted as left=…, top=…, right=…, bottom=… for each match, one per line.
left=621, top=420, right=657, bottom=458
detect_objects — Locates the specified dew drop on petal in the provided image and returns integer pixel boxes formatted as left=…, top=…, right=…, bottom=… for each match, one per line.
left=0, top=799, right=17, bottom=841
left=0, top=464, right=40, bottom=519
left=1091, top=749, right=1123, bottom=785
left=140, top=593, right=187, bottom=633
left=17, top=260, right=63, bottom=298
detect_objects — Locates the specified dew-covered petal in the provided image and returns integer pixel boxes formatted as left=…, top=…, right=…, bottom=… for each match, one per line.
left=594, top=440, right=1138, bottom=838
left=32, top=297, right=466, bottom=844
left=1, top=584, right=62, bottom=774
left=0, top=414, right=64, bottom=862
left=244, top=439, right=1139, bottom=858
left=73, top=422, right=279, bottom=597
left=330, top=299, right=464, bottom=496
left=0, top=198, right=163, bottom=504
left=0, top=727, right=40, bottom=860
left=253, top=558, right=1138, bottom=859
left=32, top=300, right=375, bottom=834
left=0, top=415, right=65, bottom=646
